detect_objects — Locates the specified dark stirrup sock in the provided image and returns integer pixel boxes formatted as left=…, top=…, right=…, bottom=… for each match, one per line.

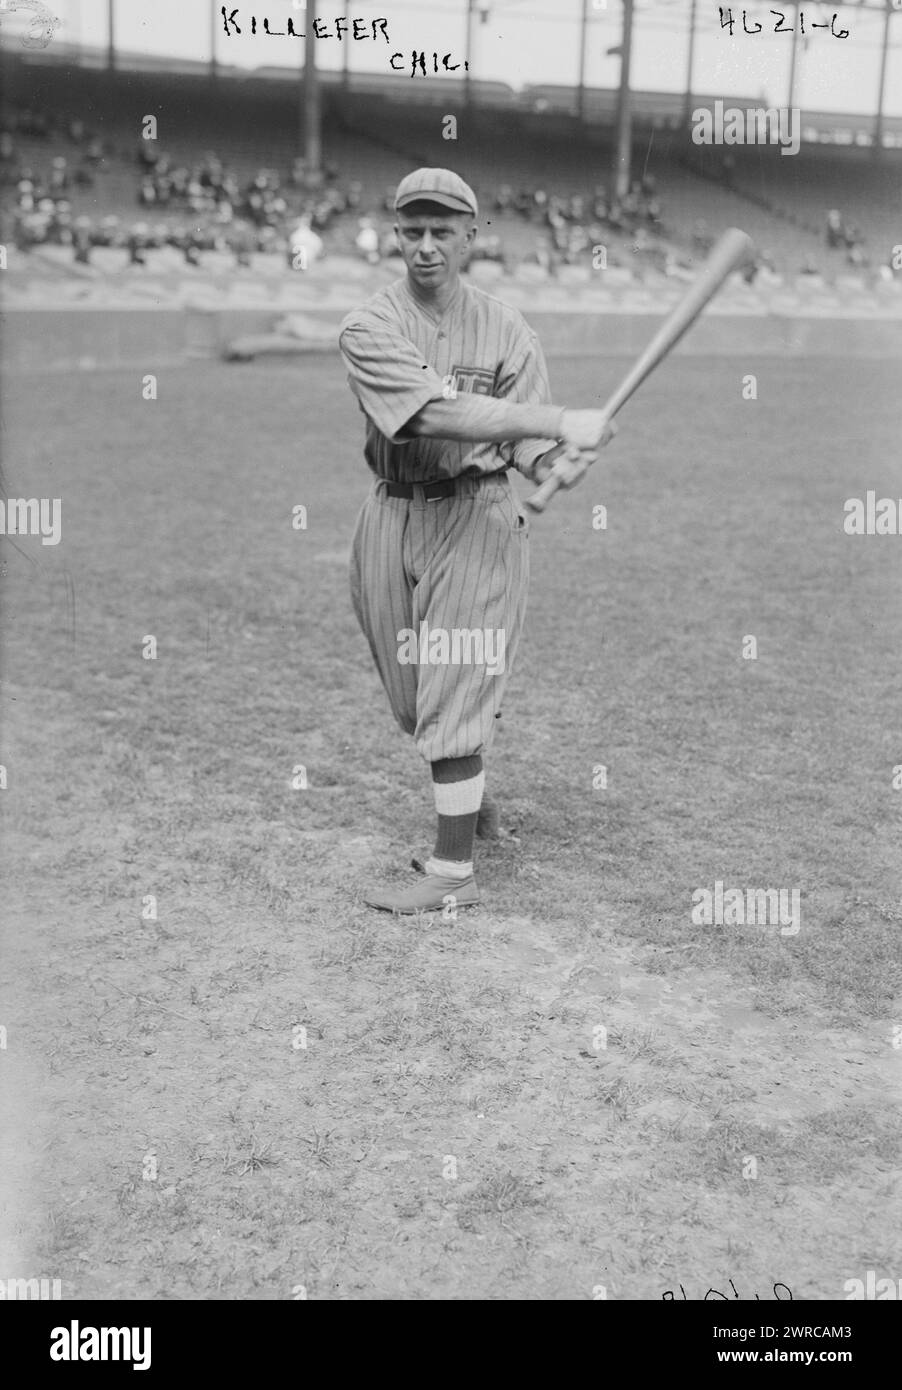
left=430, top=754, right=485, bottom=876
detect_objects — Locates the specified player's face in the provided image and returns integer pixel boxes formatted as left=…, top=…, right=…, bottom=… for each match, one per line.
left=395, top=206, right=476, bottom=291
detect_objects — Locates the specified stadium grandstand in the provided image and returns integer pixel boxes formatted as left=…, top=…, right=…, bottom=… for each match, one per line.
left=2, top=1, right=900, bottom=296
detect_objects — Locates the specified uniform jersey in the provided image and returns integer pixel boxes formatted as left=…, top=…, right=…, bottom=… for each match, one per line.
left=339, top=276, right=558, bottom=485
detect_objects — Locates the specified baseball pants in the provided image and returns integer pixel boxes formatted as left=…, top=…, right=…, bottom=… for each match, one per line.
left=350, top=471, right=529, bottom=764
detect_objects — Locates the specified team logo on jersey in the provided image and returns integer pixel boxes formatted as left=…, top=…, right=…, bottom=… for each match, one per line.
left=449, top=365, right=497, bottom=397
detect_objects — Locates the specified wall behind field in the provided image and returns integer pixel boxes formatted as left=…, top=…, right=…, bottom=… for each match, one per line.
left=3, top=306, right=899, bottom=374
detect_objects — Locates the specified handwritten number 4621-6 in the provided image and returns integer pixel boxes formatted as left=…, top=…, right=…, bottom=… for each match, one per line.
left=719, top=9, right=849, bottom=37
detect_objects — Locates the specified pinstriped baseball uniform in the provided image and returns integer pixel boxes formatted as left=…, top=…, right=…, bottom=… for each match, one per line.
left=340, top=275, right=557, bottom=765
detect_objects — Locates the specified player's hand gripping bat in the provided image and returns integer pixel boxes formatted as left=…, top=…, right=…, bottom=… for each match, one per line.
left=525, top=227, right=754, bottom=513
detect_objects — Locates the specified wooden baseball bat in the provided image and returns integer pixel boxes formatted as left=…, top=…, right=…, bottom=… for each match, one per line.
left=525, top=227, right=754, bottom=513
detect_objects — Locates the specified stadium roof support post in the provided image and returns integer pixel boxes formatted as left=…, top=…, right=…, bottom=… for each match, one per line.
left=303, top=0, right=322, bottom=173
left=613, top=0, right=634, bottom=202
left=786, top=1, right=800, bottom=109
left=682, top=0, right=697, bottom=126
left=343, top=0, right=351, bottom=92
left=577, top=0, right=589, bottom=123
left=210, top=0, right=218, bottom=81
left=873, top=0, right=893, bottom=156
left=107, top=0, right=115, bottom=73
left=465, top=0, right=474, bottom=109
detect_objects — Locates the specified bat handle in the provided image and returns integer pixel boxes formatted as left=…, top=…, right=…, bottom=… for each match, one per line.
left=524, top=442, right=591, bottom=514
left=524, top=466, right=564, bottom=514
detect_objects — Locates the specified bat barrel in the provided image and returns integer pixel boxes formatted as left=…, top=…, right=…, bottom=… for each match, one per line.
left=525, top=227, right=754, bottom=514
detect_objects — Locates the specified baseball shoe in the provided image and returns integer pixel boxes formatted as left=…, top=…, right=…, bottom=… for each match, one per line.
left=364, top=872, right=479, bottom=915
left=476, top=795, right=501, bottom=840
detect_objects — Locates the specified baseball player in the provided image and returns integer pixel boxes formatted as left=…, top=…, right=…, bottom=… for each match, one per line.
left=339, top=167, right=616, bottom=913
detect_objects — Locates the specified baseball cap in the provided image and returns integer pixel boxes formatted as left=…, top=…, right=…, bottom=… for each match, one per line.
left=394, top=168, right=478, bottom=218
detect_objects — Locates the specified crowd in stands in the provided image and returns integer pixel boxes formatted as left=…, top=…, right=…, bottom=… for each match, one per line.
left=498, top=177, right=662, bottom=236
left=824, top=208, right=868, bottom=267
left=2, top=97, right=898, bottom=287
left=369, top=173, right=667, bottom=276
left=4, top=122, right=673, bottom=280
left=1, top=103, right=104, bottom=255
left=507, top=177, right=666, bottom=274
left=137, top=142, right=368, bottom=230
left=1, top=104, right=105, bottom=185
left=1, top=104, right=678, bottom=280
left=2, top=112, right=375, bottom=269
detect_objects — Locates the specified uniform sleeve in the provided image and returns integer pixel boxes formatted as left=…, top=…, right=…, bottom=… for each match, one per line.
left=339, top=317, right=446, bottom=444
left=494, top=322, right=560, bottom=480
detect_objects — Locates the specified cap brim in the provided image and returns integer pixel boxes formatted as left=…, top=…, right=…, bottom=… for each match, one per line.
left=395, top=193, right=476, bottom=216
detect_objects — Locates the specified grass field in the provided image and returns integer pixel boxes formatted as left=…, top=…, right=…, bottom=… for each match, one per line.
left=1, top=348, right=901, bottom=1300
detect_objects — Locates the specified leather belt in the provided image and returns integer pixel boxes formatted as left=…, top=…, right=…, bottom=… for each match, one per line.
left=384, top=477, right=459, bottom=501
left=383, top=472, right=505, bottom=502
